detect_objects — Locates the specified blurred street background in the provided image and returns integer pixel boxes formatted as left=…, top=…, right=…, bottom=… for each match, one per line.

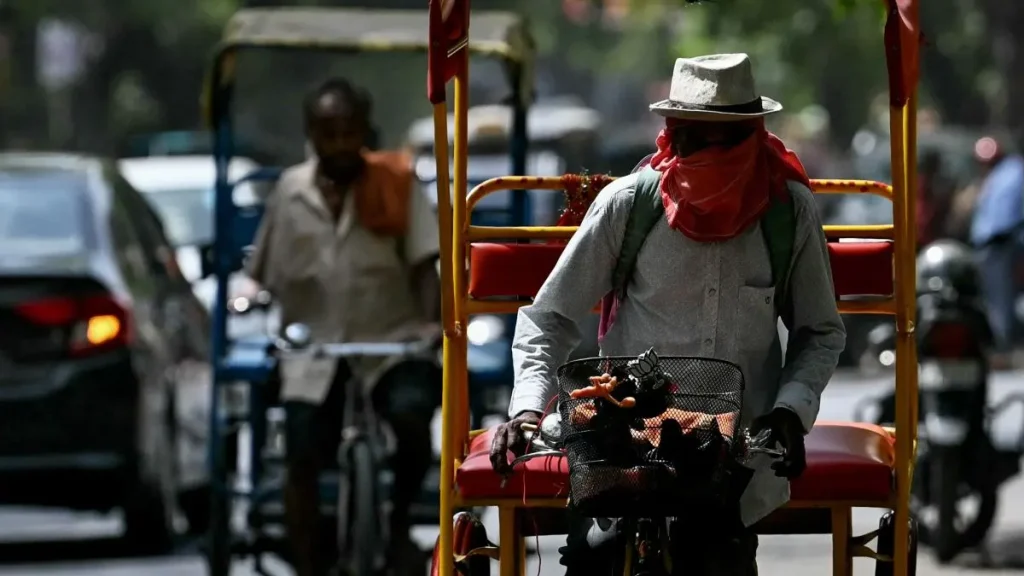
left=2, top=0, right=1024, bottom=574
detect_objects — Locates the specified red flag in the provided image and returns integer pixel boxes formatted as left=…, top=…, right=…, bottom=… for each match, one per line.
left=883, top=0, right=921, bottom=107
left=428, top=0, right=470, bottom=104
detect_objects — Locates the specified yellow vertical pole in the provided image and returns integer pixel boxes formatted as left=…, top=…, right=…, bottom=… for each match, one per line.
left=889, top=99, right=914, bottom=575
left=433, top=106, right=456, bottom=338
left=433, top=99, right=457, bottom=576
left=905, top=92, right=919, bottom=444
left=498, top=507, right=520, bottom=576
left=453, top=54, right=471, bottom=450
left=436, top=47, right=471, bottom=576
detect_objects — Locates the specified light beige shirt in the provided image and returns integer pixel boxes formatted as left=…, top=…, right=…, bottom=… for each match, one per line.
left=247, top=159, right=440, bottom=403
left=510, top=174, right=846, bottom=526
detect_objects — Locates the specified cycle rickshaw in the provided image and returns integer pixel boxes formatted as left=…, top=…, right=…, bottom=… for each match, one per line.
left=426, top=0, right=922, bottom=574
left=200, top=6, right=531, bottom=575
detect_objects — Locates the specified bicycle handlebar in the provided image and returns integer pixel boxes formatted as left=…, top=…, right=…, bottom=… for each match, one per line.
left=744, top=428, right=786, bottom=459
left=510, top=420, right=786, bottom=469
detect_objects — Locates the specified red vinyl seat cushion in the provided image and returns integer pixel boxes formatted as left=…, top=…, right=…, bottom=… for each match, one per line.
left=466, top=240, right=894, bottom=300
left=790, top=421, right=895, bottom=502
left=457, top=428, right=570, bottom=500
left=455, top=421, right=895, bottom=503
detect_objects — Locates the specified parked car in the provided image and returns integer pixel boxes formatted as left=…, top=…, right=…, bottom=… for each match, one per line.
left=0, top=152, right=213, bottom=548
left=118, top=155, right=277, bottom=339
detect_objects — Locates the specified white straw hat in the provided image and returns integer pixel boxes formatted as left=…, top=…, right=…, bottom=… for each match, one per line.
left=649, top=53, right=783, bottom=121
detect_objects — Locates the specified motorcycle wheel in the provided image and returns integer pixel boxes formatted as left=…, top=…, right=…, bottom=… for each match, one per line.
left=917, top=446, right=999, bottom=563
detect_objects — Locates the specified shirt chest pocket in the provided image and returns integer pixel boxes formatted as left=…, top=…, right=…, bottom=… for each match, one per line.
left=281, top=201, right=328, bottom=281
left=736, top=285, right=778, bottom=352
left=348, top=231, right=404, bottom=277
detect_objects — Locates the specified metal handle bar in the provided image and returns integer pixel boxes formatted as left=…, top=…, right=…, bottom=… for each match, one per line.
left=509, top=449, right=565, bottom=468
left=743, top=428, right=787, bottom=460
left=748, top=445, right=786, bottom=458
left=508, top=425, right=786, bottom=469
left=273, top=340, right=432, bottom=359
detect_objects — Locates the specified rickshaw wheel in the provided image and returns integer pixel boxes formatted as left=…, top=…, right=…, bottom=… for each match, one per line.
left=874, top=510, right=919, bottom=576
left=204, top=428, right=233, bottom=576
left=430, top=511, right=491, bottom=576
left=204, top=489, right=232, bottom=576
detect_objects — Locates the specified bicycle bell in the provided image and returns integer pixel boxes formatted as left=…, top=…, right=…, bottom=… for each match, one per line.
left=283, top=323, right=312, bottom=349
left=526, top=413, right=564, bottom=450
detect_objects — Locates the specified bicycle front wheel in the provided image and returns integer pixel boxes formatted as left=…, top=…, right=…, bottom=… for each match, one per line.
left=340, top=439, right=384, bottom=576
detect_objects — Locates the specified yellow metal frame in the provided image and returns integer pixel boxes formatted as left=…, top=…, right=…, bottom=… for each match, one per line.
left=433, top=57, right=918, bottom=576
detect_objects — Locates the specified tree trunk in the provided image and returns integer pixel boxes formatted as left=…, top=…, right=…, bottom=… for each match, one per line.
left=3, top=12, right=47, bottom=148
left=917, top=0, right=989, bottom=127
left=1002, top=8, right=1024, bottom=139
left=982, top=0, right=1024, bottom=138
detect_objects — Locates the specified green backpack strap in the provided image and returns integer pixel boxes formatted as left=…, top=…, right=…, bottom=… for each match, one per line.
left=611, top=166, right=665, bottom=299
left=760, top=189, right=796, bottom=320
left=610, top=168, right=797, bottom=319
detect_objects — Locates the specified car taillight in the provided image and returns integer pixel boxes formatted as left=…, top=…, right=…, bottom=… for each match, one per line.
left=925, top=321, right=973, bottom=358
left=14, top=293, right=131, bottom=356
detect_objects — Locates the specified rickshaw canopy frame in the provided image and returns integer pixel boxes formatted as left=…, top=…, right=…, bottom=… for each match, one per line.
left=202, top=7, right=533, bottom=130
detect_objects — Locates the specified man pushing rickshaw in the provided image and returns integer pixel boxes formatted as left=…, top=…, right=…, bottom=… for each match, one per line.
left=488, top=53, right=846, bottom=574
left=426, top=0, right=921, bottom=574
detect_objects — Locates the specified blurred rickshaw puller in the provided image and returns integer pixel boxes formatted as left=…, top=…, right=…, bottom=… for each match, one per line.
left=489, top=54, right=846, bottom=574
left=247, top=78, right=441, bottom=576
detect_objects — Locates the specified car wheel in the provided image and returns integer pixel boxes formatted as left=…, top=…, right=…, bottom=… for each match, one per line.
left=123, top=479, right=174, bottom=555
left=179, top=484, right=211, bottom=536
left=124, top=387, right=178, bottom=555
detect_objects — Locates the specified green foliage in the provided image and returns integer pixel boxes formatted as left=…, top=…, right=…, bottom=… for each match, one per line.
left=5, top=0, right=1011, bottom=153
left=527, top=0, right=1001, bottom=145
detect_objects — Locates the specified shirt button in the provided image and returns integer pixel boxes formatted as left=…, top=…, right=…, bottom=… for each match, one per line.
left=704, top=338, right=713, bottom=346
left=708, top=288, right=716, bottom=296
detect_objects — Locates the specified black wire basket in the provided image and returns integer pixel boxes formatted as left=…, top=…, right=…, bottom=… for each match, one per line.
left=557, top=350, right=745, bottom=518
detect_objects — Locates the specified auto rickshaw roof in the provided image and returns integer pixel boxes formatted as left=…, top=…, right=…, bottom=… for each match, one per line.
left=219, top=7, right=531, bottom=63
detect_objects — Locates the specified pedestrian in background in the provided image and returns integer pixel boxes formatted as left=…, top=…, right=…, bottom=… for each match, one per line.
left=970, top=136, right=1024, bottom=368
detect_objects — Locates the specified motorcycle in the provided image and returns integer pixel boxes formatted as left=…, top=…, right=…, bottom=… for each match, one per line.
left=855, top=281, right=1018, bottom=563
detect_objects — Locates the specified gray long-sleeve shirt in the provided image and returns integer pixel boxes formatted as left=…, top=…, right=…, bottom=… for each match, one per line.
left=509, top=173, right=846, bottom=525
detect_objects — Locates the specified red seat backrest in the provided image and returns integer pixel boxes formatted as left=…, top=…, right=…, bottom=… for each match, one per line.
left=466, top=240, right=894, bottom=300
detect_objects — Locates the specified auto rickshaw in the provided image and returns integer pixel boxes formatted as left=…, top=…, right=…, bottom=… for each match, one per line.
left=199, top=7, right=530, bottom=575
left=426, top=0, right=921, bottom=574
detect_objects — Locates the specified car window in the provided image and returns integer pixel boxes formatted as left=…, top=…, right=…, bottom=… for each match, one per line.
left=109, top=185, right=157, bottom=297
left=141, top=187, right=214, bottom=248
left=112, top=173, right=179, bottom=281
left=0, top=171, right=93, bottom=255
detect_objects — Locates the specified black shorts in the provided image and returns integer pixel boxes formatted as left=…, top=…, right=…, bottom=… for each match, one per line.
left=283, top=359, right=441, bottom=466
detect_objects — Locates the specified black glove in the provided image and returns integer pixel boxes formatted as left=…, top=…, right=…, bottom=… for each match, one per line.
left=750, top=408, right=807, bottom=479
left=490, top=411, right=542, bottom=476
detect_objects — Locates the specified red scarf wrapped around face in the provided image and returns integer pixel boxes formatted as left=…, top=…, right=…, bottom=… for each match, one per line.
left=648, top=118, right=810, bottom=242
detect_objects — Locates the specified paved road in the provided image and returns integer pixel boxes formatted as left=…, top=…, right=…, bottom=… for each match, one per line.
left=2, top=370, right=1024, bottom=575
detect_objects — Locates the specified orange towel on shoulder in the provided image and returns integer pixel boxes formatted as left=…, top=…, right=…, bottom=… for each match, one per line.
left=355, top=150, right=414, bottom=237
